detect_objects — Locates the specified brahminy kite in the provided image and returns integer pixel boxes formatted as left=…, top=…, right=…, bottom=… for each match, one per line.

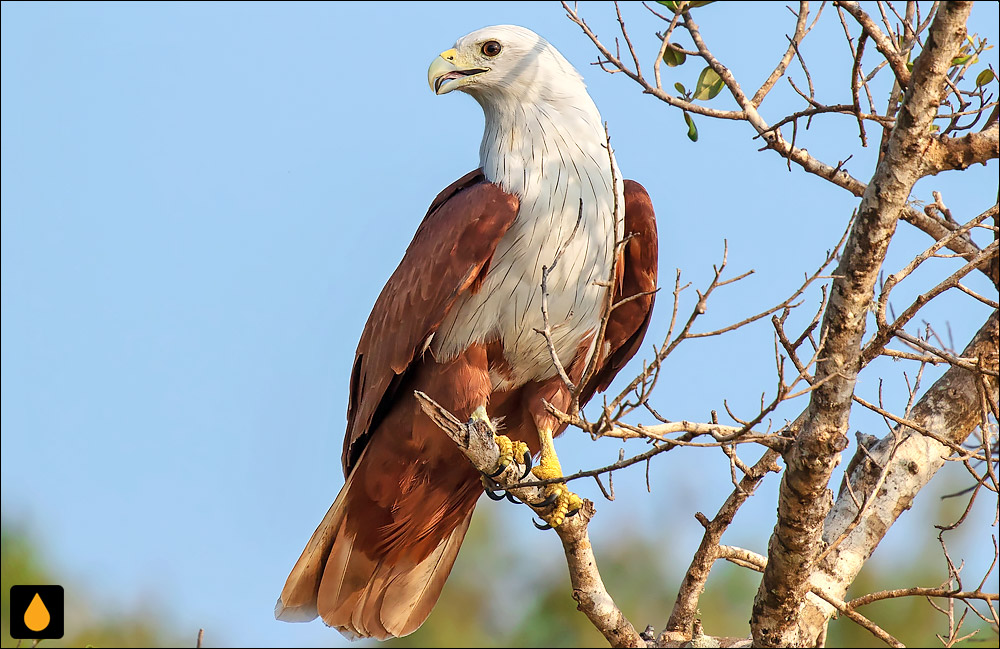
left=275, top=24, right=657, bottom=640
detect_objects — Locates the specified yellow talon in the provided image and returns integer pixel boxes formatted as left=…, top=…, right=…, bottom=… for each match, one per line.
left=531, top=427, right=582, bottom=528
left=493, top=434, right=529, bottom=475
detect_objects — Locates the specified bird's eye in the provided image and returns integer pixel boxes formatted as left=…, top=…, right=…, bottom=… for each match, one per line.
left=481, top=40, right=502, bottom=57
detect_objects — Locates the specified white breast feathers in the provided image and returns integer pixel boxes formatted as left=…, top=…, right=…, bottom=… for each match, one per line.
left=431, top=31, right=624, bottom=390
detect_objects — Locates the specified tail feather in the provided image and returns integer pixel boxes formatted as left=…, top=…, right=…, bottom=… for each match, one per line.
left=274, top=478, right=354, bottom=623
left=367, top=511, right=473, bottom=637
left=275, top=470, right=478, bottom=640
left=319, top=508, right=474, bottom=640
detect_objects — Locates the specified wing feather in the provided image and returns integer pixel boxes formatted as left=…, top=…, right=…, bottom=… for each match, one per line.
left=342, top=169, right=520, bottom=473
left=581, top=179, right=659, bottom=401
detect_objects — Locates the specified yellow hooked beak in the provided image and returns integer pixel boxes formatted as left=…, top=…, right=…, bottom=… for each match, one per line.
left=428, top=48, right=489, bottom=95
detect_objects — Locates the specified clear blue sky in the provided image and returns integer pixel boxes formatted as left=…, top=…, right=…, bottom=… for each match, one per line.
left=3, top=2, right=997, bottom=647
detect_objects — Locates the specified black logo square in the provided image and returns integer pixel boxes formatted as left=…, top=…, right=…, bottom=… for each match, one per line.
left=9, top=585, right=64, bottom=639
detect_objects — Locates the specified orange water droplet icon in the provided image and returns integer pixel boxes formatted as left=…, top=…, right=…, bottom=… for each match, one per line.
left=24, top=592, right=51, bottom=632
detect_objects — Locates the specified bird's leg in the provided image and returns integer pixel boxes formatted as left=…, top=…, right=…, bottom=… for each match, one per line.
left=470, top=406, right=531, bottom=481
left=530, top=425, right=582, bottom=528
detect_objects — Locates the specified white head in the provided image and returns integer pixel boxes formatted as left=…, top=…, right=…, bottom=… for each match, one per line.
left=427, top=25, right=589, bottom=108
left=427, top=24, right=614, bottom=208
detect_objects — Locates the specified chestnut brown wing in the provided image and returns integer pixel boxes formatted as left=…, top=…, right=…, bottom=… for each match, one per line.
left=342, top=169, right=520, bottom=473
left=581, top=179, right=659, bottom=403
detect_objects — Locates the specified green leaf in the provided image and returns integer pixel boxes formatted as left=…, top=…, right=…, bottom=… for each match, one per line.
left=662, top=45, right=686, bottom=67
left=657, top=0, right=715, bottom=11
left=976, top=68, right=996, bottom=87
left=693, top=66, right=724, bottom=100
left=683, top=111, right=698, bottom=142
left=951, top=54, right=976, bottom=66
left=674, top=81, right=687, bottom=95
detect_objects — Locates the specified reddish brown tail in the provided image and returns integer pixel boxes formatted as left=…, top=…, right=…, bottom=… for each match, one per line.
left=275, top=466, right=478, bottom=640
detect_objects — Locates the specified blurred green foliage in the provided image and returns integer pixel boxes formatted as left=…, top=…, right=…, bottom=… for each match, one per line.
left=385, top=503, right=996, bottom=648
left=4, top=493, right=996, bottom=648
left=2, top=520, right=185, bottom=648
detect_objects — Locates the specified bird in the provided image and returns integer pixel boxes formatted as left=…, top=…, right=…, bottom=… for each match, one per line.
left=275, top=24, right=657, bottom=640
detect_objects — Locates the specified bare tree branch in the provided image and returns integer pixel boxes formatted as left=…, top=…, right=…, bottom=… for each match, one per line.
left=798, top=310, right=999, bottom=643
left=664, top=449, right=782, bottom=639
left=836, top=1, right=913, bottom=88
left=751, top=4, right=977, bottom=646
left=548, top=3, right=996, bottom=646
left=922, top=122, right=1000, bottom=176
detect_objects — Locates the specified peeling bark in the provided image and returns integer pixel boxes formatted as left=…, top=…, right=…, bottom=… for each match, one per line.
left=750, top=4, right=976, bottom=646
left=922, top=123, right=999, bottom=176
left=798, top=311, right=999, bottom=644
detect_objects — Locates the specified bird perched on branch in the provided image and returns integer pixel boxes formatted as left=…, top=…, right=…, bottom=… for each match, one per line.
left=275, top=24, right=657, bottom=640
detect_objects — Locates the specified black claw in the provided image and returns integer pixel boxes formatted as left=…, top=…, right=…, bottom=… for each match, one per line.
left=484, top=487, right=506, bottom=501
left=532, top=492, right=559, bottom=509
left=519, top=450, right=533, bottom=479
left=505, top=491, right=523, bottom=505
left=487, top=461, right=508, bottom=478
left=532, top=517, right=553, bottom=530
left=566, top=507, right=580, bottom=519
